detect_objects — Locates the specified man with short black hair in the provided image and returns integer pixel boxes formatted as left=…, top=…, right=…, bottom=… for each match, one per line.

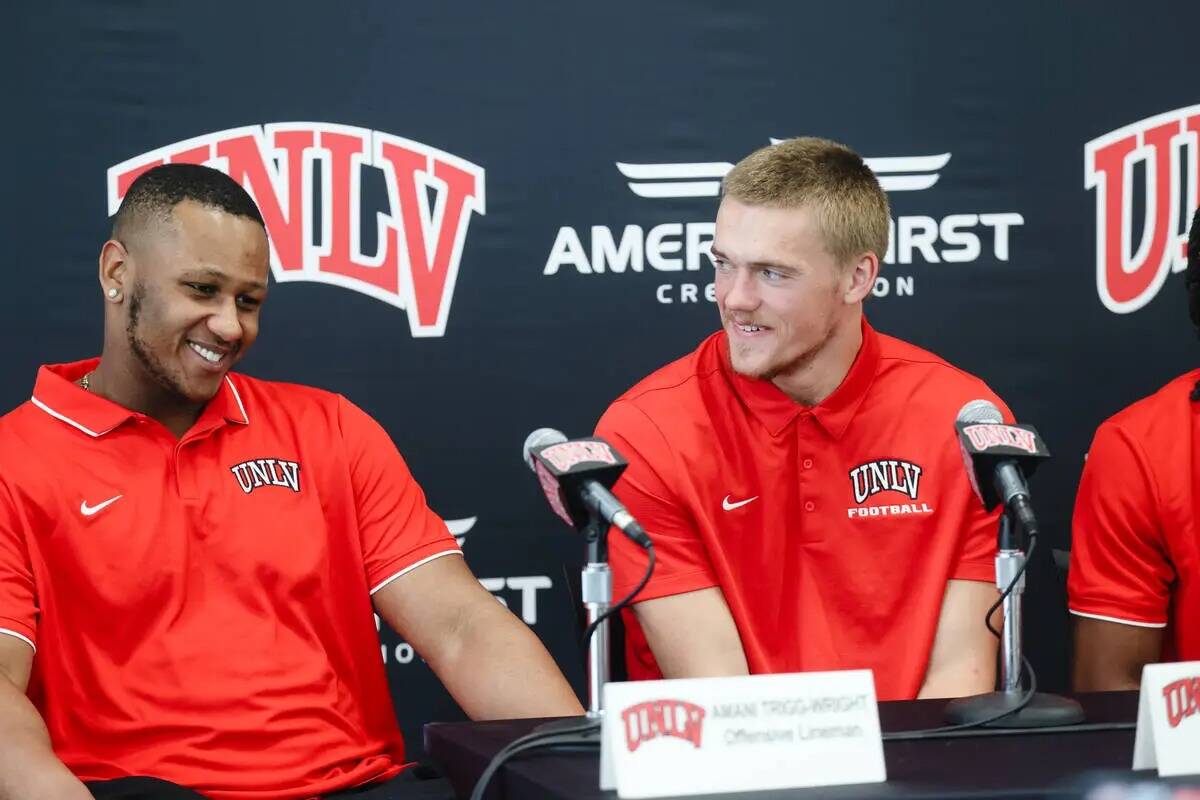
left=1070, top=208, right=1200, bottom=691
left=0, top=164, right=581, bottom=800
left=597, top=137, right=1008, bottom=699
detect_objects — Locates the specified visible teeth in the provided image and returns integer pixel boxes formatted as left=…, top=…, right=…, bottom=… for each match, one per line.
left=739, top=325, right=762, bottom=332
left=188, top=342, right=222, bottom=363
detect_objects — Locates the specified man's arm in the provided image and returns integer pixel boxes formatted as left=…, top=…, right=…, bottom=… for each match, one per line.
left=917, top=579, right=999, bottom=699
left=634, top=587, right=749, bottom=678
left=0, top=637, right=91, bottom=800
left=373, top=554, right=582, bottom=719
left=1072, top=617, right=1162, bottom=691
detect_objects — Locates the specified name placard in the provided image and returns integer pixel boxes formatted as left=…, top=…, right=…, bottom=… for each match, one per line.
left=1133, top=661, right=1200, bottom=776
left=600, top=670, right=886, bottom=798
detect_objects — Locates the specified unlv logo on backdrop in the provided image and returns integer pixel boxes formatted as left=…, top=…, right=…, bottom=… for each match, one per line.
left=106, top=124, right=486, bottom=337
left=1084, top=104, right=1200, bottom=314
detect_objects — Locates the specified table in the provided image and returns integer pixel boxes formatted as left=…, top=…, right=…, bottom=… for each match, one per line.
left=423, top=692, right=1184, bottom=799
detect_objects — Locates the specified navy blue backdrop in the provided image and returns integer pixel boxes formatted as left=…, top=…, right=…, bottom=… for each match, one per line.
left=5, top=0, right=1200, bottom=757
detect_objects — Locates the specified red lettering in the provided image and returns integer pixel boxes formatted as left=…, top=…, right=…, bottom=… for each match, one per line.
left=541, top=441, right=617, bottom=472
left=379, top=138, right=482, bottom=335
left=318, top=130, right=399, bottom=294
left=622, top=700, right=706, bottom=753
left=217, top=130, right=313, bottom=272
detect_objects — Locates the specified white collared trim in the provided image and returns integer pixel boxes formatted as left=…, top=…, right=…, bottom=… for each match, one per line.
left=30, top=396, right=102, bottom=438
left=369, top=549, right=462, bottom=595
left=0, top=628, right=35, bottom=653
left=224, top=376, right=249, bottom=424
left=1069, top=609, right=1168, bottom=629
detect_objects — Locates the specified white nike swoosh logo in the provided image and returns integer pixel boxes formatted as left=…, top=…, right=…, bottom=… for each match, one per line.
left=80, top=495, right=123, bottom=516
left=722, top=495, right=759, bottom=511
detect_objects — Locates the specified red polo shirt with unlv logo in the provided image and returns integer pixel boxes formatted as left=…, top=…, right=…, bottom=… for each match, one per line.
left=596, top=320, right=1010, bottom=700
left=0, top=359, right=460, bottom=799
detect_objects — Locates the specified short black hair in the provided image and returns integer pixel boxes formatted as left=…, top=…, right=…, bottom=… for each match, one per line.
left=112, top=163, right=265, bottom=241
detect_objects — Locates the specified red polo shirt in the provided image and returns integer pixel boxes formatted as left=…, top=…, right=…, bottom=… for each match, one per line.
left=596, top=320, right=1008, bottom=700
left=0, top=359, right=460, bottom=799
left=1069, top=368, right=1200, bottom=659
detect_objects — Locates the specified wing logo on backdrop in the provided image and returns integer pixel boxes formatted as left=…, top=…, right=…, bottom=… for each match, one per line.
left=1084, top=104, right=1200, bottom=314
left=544, top=140, right=1024, bottom=305
left=106, top=124, right=486, bottom=337
left=616, top=152, right=951, bottom=198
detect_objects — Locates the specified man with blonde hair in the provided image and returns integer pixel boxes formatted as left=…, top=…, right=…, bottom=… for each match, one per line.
left=596, top=137, right=1008, bottom=699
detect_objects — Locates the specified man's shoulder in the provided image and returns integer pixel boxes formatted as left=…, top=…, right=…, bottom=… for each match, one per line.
left=1098, top=368, right=1200, bottom=444
left=608, top=332, right=726, bottom=414
left=227, top=372, right=344, bottom=416
left=0, top=398, right=46, bottom=444
left=872, top=331, right=1003, bottom=411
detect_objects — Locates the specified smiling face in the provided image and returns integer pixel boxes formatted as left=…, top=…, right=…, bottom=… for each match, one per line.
left=712, top=198, right=863, bottom=383
left=117, top=199, right=270, bottom=405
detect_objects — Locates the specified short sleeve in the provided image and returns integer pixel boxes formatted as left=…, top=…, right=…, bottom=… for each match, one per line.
left=337, top=397, right=461, bottom=594
left=0, top=480, right=37, bottom=652
left=596, top=400, right=717, bottom=602
left=950, top=392, right=1012, bottom=583
left=1068, top=421, right=1171, bottom=627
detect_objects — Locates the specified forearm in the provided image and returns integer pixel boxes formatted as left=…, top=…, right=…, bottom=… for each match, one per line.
left=917, top=655, right=995, bottom=699
left=0, top=677, right=91, bottom=800
left=430, top=599, right=583, bottom=720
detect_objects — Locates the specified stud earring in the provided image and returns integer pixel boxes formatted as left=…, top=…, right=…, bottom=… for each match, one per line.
left=107, top=288, right=120, bottom=299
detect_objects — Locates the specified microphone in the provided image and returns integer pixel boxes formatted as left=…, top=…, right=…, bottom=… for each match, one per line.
left=522, top=428, right=652, bottom=548
left=955, top=400, right=1050, bottom=540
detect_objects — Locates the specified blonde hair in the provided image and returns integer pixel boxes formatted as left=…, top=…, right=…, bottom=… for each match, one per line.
left=722, top=137, right=890, bottom=265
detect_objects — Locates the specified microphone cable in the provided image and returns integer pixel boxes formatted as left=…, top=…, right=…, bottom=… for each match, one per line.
left=882, top=527, right=1041, bottom=740
left=469, top=536, right=656, bottom=800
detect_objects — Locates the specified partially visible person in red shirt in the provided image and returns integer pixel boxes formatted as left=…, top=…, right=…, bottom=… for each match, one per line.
left=1070, top=208, right=1200, bottom=691
left=596, top=137, right=1007, bottom=701
left=0, top=164, right=581, bottom=800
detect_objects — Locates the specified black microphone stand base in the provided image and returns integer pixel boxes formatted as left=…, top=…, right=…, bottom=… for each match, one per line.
left=944, top=691, right=1085, bottom=728
left=533, top=715, right=603, bottom=736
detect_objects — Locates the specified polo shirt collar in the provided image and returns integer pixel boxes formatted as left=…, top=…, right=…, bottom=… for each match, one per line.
left=723, top=317, right=881, bottom=439
left=30, top=358, right=250, bottom=438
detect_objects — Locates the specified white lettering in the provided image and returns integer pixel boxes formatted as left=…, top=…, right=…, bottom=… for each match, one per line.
left=939, top=214, right=981, bottom=263
left=506, top=576, right=552, bottom=624
left=543, top=226, right=590, bottom=275
left=899, top=216, right=940, bottom=264
left=592, top=224, right=643, bottom=274
left=646, top=223, right=684, bottom=271
left=686, top=222, right=715, bottom=271
left=979, top=213, right=1024, bottom=261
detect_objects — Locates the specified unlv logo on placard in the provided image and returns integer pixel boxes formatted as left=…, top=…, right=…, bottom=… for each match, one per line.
left=622, top=699, right=706, bottom=753
left=106, top=124, right=486, bottom=337
left=1084, top=104, right=1200, bottom=314
left=1161, top=675, right=1200, bottom=729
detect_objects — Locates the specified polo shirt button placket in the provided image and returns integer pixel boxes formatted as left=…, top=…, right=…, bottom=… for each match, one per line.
left=174, top=440, right=201, bottom=502
left=797, top=415, right=819, bottom=523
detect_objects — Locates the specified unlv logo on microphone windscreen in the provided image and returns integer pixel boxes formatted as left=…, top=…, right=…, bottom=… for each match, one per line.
left=1084, top=104, right=1199, bottom=314
left=106, top=124, right=486, bottom=337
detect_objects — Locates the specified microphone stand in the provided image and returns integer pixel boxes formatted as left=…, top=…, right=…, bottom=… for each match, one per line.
left=536, top=512, right=609, bottom=734
left=944, top=510, right=1084, bottom=727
